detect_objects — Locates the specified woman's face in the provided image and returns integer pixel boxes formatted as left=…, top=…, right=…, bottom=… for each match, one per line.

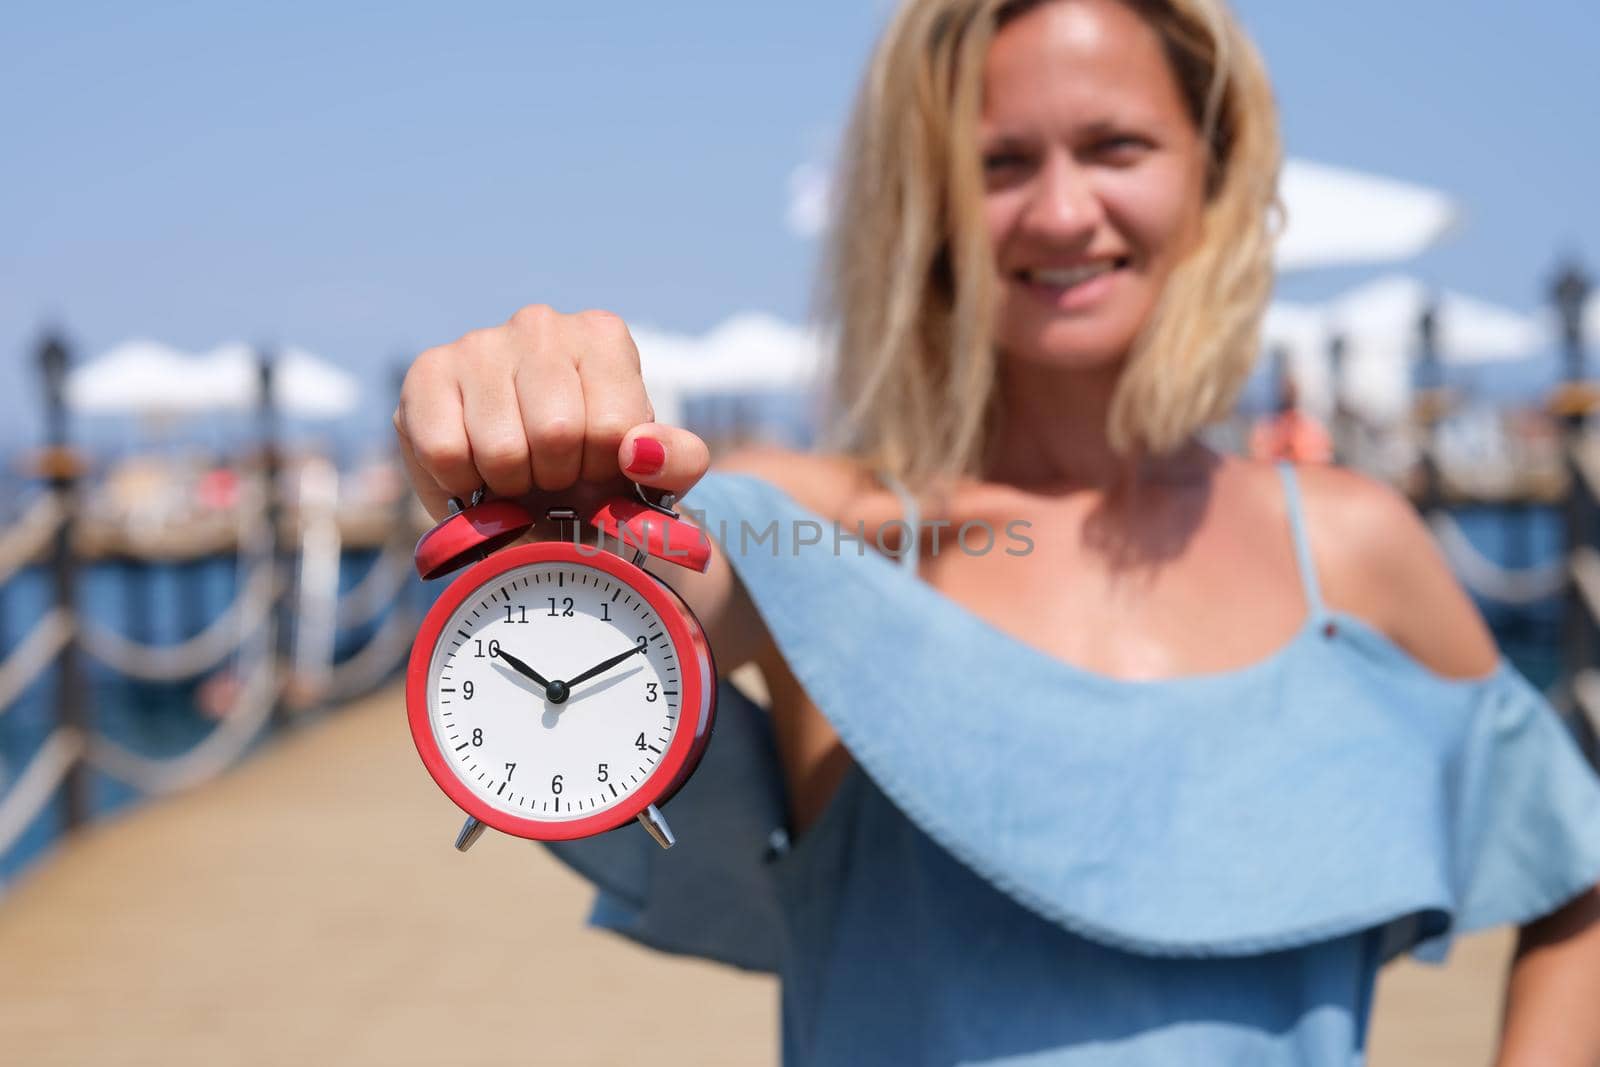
left=981, top=0, right=1209, bottom=373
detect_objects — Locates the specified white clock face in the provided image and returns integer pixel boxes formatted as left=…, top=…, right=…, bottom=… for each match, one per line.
left=426, top=560, right=683, bottom=821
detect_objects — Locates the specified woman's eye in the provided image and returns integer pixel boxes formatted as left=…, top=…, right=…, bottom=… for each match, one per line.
left=982, top=150, right=1030, bottom=173
left=1092, top=136, right=1150, bottom=162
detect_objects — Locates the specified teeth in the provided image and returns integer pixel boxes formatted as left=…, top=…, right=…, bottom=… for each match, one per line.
left=1026, top=263, right=1114, bottom=288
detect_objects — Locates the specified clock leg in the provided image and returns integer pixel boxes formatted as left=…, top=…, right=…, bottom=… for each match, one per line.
left=454, top=815, right=487, bottom=852
left=636, top=804, right=676, bottom=850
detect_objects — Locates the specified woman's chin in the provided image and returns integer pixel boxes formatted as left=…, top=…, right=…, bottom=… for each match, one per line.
left=998, top=332, right=1132, bottom=376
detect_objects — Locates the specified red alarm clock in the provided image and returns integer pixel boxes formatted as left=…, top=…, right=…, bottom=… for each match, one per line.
left=406, top=484, right=716, bottom=853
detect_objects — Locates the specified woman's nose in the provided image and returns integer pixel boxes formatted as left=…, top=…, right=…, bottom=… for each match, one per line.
left=1020, top=155, right=1104, bottom=241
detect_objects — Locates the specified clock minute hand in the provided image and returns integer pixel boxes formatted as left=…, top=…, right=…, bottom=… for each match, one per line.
left=496, top=649, right=555, bottom=695
left=565, top=643, right=648, bottom=689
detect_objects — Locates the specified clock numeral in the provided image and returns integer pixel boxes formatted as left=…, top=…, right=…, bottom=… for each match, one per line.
left=601, top=603, right=611, bottom=623
left=505, top=762, right=516, bottom=782
left=475, top=639, right=501, bottom=659
left=597, top=763, right=609, bottom=783
left=634, top=635, right=647, bottom=652
left=472, top=728, right=483, bottom=747
left=547, top=597, right=575, bottom=618
left=634, top=732, right=647, bottom=752
left=505, top=605, right=528, bottom=624
left=645, top=682, right=658, bottom=703
left=551, top=774, right=564, bottom=795
left=463, top=680, right=474, bottom=701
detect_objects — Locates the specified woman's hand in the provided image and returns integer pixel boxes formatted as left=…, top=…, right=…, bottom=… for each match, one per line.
left=393, top=304, right=710, bottom=523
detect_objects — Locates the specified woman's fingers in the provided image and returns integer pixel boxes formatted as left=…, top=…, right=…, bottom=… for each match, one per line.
left=395, top=347, right=478, bottom=503
left=571, top=310, right=653, bottom=485
left=395, top=303, right=714, bottom=528
left=458, top=329, right=536, bottom=498
left=394, top=430, right=454, bottom=521
left=514, top=340, right=586, bottom=493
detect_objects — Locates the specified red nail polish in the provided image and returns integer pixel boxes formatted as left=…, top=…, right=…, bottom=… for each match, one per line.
left=625, top=437, right=666, bottom=475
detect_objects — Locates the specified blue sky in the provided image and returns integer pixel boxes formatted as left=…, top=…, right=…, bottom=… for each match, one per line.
left=3, top=0, right=1596, bottom=450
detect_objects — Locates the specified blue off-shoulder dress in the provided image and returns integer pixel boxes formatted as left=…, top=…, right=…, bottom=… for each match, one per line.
left=547, top=462, right=1600, bottom=1066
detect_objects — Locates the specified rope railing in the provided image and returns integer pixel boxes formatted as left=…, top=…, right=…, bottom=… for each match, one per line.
left=0, top=609, right=73, bottom=717
left=1427, top=511, right=1570, bottom=606
left=83, top=651, right=279, bottom=796
left=0, top=335, right=436, bottom=878
left=334, top=539, right=414, bottom=629
left=76, top=558, right=276, bottom=682
left=0, top=728, right=86, bottom=858
left=0, top=494, right=65, bottom=587
left=314, top=604, right=415, bottom=704
left=0, top=458, right=419, bottom=815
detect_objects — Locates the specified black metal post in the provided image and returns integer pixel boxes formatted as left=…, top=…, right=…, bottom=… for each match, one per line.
left=258, top=348, right=289, bottom=726
left=38, top=334, right=91, bottom=831
left=1555, top=260, right=1594, bottom=696
left=1417, top=302, right=1444, bottom=512
left=1326, top=334, right=1349, bottom=465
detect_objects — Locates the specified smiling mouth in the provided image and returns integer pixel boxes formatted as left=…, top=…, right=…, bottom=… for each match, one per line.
left=1016, top=259, right=1129, bottom=289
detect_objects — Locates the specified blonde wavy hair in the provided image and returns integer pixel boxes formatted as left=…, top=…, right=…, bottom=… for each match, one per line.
left=816, top=0, right=1282, bottom=492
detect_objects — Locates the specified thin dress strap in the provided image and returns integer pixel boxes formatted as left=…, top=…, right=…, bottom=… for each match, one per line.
left=873, top=469, right=921, bottom=574
left=1275, top=460, right=1326, bottom=618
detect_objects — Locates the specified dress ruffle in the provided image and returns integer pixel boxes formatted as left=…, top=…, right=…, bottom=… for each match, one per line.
left=548, top=470, right=1600, bottom=965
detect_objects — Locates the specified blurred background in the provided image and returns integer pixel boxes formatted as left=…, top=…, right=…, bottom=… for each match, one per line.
left=1, top=1, right=1598, bottom=1063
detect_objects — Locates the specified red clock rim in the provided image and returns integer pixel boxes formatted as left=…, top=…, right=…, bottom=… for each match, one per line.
left=406, top=539, right=710, bottom=841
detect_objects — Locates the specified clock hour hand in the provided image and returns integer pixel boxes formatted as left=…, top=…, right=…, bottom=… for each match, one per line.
left=565, top=642, right=648, bottom=689
left=495, top=649, right=555, bottom=696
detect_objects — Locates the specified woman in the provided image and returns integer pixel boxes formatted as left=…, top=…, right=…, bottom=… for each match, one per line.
left=394, top=0, right=1600, bottom=1062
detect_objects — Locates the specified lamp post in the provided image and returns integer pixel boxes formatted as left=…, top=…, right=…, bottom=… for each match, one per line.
left=257, top=348, right=289, bottom=727
left=38, top=333, right=90, bottom=831
left=1555, top=260, right=1592, bottom=386
left=1554, top=259, right=1594, bottom=708
left=1416, top=300, right=1443, bottom=511
left=1326, top=333, right=1350, bottom=465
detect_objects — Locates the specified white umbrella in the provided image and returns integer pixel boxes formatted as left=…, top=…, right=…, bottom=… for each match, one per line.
left=1275, top=159, right=1460, bottom=272
left=633, top=312, right=825, bottom=394
left=1324, top=275, right=1547, bottom=364
left=1300, top=275, right=1548, bottom=423
left=202, top=342, right=360, bottom=419
left=67, top=341, right=360, bottom=419
left=66, top=341, right=228, bottom=417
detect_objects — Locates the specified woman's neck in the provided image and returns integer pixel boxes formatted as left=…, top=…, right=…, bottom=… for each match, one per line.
left=982, top=358, right=1209, bottom=496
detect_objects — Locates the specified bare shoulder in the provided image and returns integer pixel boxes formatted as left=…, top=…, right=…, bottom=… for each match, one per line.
left=1288, top=461, right=1500, bottom=680
left=711, top=445, right=881, bottom=521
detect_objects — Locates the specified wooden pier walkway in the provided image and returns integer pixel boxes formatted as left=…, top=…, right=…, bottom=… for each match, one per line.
left=0, top=682, right=1513, bottom=1066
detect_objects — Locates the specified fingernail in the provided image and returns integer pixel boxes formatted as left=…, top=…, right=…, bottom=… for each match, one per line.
left=625, top=436, right=666, bottom=476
